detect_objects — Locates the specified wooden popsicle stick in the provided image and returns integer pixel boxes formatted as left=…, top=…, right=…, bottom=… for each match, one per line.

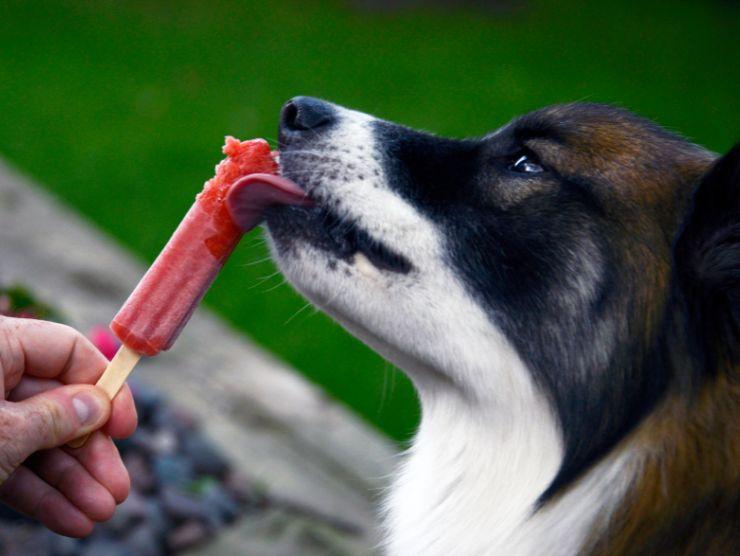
left=67, top=344, right=141, bottom=449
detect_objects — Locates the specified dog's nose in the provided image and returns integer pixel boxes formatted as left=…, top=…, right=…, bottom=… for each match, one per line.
left=280, top=97, right=335, bottom=140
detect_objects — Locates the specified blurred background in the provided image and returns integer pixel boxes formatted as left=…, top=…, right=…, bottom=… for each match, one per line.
left=0, top=0, right=738, bottom=443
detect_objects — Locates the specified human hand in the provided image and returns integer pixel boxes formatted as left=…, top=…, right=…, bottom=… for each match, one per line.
left=0, top=316, right=138, bottom=537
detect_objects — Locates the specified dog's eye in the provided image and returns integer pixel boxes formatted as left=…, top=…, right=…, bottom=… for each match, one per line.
left=509, top=154, right=544, bottom=174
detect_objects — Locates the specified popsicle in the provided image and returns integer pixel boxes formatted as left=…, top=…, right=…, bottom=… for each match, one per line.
left=69, top=137, right=310, bottom=447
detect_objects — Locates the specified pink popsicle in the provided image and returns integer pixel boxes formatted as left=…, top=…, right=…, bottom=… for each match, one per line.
left=69, top=137, right=309, bottom=448
left=110, top=137, right=309, bottom=355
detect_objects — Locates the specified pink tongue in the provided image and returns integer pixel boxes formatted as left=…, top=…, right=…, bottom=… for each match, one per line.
left=225, top=173, right=313, bottom=232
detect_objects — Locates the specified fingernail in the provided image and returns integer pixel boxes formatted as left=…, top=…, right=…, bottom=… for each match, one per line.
left=72, top=393, right=103, bottom=425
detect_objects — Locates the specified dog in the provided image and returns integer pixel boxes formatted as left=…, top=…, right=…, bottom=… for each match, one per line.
left=264, top=97, right=739, bottom=555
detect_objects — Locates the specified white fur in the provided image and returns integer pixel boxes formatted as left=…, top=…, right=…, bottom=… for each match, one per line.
left=268, top=106, right=634, bottom=554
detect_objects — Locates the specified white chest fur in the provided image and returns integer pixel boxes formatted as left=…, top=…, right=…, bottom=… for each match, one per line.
left=382, top=385, right=563, bottom=556
left=381, top=385, right=637, bottom=556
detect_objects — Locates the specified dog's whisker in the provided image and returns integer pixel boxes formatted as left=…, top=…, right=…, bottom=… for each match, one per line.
left=283, top=301, right=314, bottom=325
left=261, top=277, right=288, bottom=293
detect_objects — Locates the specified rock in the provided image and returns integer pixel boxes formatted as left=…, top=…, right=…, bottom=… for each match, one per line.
left=151, top=406, right=179, bottom=432
left=105, top=490, right=148, bottom=534
left=143, top=499, right=170, bottom=539
left=166, top=520, right=208, bottom=552
left=169, top=405, right=199, bottom=434
left=125, top=429, right=158, bottom=456
left=152, top=455, right=194, bottom=488
left=200, top=483, right=240, bottom=529
left=182, top=435, right=229, bottom=478
left=123, top=524, right=161, bottom=556
left=0, top=503, right=31, bottom=522
left=224, top=470, right=264, bottom=507
left=123, top=452, right=155, bottom=494
left=79, top=539, right=130, bottom=556
left=149, top=429, right=178, bottom=456
left=129, top=381, right=162, bottom=425
left=0, top=524, right=50, bottom=556
left=160, top=487, right=204, bottom=522
left=47, top=533, right=79, bottom=556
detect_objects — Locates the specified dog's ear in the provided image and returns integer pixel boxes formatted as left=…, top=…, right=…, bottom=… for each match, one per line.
left=674, top=143, right=739, bottom=367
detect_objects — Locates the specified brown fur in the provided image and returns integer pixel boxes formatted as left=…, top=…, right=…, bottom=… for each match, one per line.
left=586, top=367, right=740, bottom=555
left=522, top=106, right=738, bottom=554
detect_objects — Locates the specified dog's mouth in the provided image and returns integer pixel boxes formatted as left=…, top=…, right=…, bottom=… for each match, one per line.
left=312, top=206, right=412, bottom=273
left=227, top=170, right=411, bottom=274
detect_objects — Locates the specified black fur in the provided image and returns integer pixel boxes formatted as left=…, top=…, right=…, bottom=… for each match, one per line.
left=674, top=143, right=740, bottom=373
left=371, top=106, right=721, bottom=499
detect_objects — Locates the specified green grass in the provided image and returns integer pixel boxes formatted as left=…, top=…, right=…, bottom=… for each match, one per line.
left=0, top=0, right=737, bottom=441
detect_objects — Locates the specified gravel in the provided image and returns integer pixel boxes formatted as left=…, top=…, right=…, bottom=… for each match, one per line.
left=0, top=379, right=265, bottom=555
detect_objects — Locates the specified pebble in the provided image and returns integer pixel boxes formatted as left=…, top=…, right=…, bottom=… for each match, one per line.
left=182, top=435, right=229, bottom=477
left=224, top=470, right=262, bottom=506
left=124, top=524, right=161, bottom=556
left=47, top=532, right=78, bottom=556
left=166, top=520, right=209, bottom=552
left=0, top=524, right=49, bottom=556
left=105, top=490, right=148, bottom=534
left=201, top=483, right=240, bottom=527
left=152, top=455, right=194, bottom=488
left=79, top=539, right=130, bottom=556
left=129, top=381, right=162, bottom=424
left=149, top=429, right=178, bottom=455
left=123, top=452, right=155, bottom=493
left=144, top=498, right=171, bottom=539
left=160, top=487, right=204, bottom=522
left=0, top=381, right=257, bottom=555
left=169, top=406, right=199, bottom=433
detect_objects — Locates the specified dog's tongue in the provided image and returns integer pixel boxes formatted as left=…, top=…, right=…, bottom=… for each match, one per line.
left=226, top=173, right=312, bottom=232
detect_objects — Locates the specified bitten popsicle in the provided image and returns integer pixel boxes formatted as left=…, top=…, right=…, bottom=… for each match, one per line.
left=69, top=137, right=310, bottom=447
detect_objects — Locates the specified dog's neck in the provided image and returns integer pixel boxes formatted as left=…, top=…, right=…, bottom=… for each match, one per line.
left=323, top=285, right=640, bottom=555
left=383, top=380, right=562, bottom=555
left=381, top=356, right=640, bottom=556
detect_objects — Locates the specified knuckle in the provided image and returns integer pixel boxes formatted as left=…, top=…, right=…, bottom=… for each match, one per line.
left=27, top=400, right=66, bottom=446
left=0, top=406, right=27, bottom=480
left=0, top=317, right=25, bottom=389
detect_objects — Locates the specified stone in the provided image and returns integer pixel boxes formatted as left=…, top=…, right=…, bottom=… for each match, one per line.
left=129, top=381, right=162, bottom=425
left=123, top=524, right=161, bottom=556
left=166, top=520, right=208, bottom=552
left=182, top=435, right=229, bottom=478
left=0, top=524, right=50, bottom=556
left=160, top=487, right=204, bottom=522
left=200, top=483, right=241, bottom=529
left=223, top=470, right=264, bottom=507
left=104, top=490, right=148, bottom=534
left=149, top=429, right=178, bottom=456
left=143, top=498, right=171, bottom=539
left=169, top=405, right=199, bottom=433
left=123, top=452, right=155, bottom=494
left=47, top=532, right=80, bottom=556
left=79, top=539, right=130, bottom=556
left=152, top=455, right=194, bottom=488
left=151, top=406, right=180, bottom=432
left=126, top=429, right=158, bottom=456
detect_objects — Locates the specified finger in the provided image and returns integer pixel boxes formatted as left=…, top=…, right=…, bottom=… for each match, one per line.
left=7, top=376, right=62, bottom=401
left=9, top=377, right=137, bottom=440
left=103, top=383, right=138, bottom=440
left=0, top=317, right=107, bottom=391
left=0, top=465, right=94, bottom=537
left=65, top=431, right=129, bottom=504
left=1, top=384, right=110, bottom=471
left=26, top=448, right=116, bottom=522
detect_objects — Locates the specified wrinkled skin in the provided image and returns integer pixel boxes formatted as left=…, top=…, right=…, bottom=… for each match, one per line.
left=0, top=317, right=138, bottom=537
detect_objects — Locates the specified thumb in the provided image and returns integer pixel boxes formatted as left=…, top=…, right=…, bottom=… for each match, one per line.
left=3, top=385, right=110, bottom=464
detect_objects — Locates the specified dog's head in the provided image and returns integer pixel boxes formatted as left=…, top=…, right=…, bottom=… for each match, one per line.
left=264, top=97, right=738, bottom=493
